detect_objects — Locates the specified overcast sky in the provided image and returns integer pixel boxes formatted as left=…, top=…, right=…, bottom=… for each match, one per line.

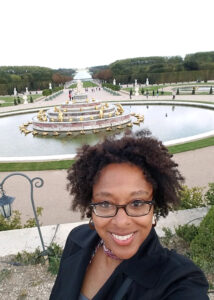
left=0, top=0, right=213, bottom=70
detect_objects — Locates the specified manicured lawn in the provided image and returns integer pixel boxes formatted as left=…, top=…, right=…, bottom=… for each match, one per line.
left=68, top=81, right=98, bottom=89
left=168, top=136, right=214, bottom=154
left=0, top=94, right=42, bottom=107
left=83, top=81, right=98, bottom=88
left=0, top=160, right=74, bottom=172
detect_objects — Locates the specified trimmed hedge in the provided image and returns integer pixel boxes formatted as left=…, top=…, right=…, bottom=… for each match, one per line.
left=102, top=83, right=120, bottom=91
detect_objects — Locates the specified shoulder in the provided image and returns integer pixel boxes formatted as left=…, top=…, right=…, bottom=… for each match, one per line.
left=63, top=224, right=98, bottom=254
left=165, top=249, right=202, bottom=274
left=157, top=249, right=209, bottom=297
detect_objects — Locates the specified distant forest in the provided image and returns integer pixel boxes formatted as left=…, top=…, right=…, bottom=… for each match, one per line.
left=0, top=66, right=75, bottom=95
left=1, top=51, right=214, bottom=95
left=90, top=51, right=214, bottom=84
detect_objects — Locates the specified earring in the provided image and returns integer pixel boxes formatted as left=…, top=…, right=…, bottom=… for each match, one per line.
left=89, top=218, right=95, bottom=230
left=152, top=216, right=157, bottom=227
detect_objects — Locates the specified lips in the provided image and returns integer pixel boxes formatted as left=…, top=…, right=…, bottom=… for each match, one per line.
left=111, top=232, right=135, bottom=245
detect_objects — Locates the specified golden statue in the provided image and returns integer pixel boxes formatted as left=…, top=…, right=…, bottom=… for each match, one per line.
left=58, top=110, right=63, bottom=122
left=99, top=109, right=104, bottom=119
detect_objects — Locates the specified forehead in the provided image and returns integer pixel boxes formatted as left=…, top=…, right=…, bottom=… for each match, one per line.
left=93, top=163, right=153, bottom=193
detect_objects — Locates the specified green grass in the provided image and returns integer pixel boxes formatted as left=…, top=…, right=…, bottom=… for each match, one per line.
left=83, top=81, right=98, bottom=88
left=0, top=94, right=42, bottom=107
left=0, top=160, right=74, bottom=172
left=1, top=137, right=214, bottom=171
left=168, top=136, right=214, bottom=154
left=69, top=84, right=77, bottom=88
left=68, top=81, right=98, bottom=89
left=123, top=86, right=171, bottom=95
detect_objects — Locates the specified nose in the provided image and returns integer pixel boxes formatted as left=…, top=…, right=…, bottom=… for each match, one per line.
left=111, top=206, right=131, bottom=226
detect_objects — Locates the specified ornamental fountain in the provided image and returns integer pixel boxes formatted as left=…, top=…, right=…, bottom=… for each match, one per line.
left=19, top=80, right=144, bottom=136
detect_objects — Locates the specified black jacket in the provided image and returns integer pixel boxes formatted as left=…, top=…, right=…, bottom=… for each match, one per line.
left=50, top=224, right=209, bottom=300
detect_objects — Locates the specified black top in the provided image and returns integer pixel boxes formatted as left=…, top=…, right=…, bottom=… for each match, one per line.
left=50, top=224, right=209, bottom=300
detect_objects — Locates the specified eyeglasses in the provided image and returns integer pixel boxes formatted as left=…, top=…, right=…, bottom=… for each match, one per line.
left=89, top=200, right=154, bottom=218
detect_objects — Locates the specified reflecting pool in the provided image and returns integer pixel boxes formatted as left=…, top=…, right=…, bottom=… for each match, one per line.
left=1, top=104, right=214, bottom=157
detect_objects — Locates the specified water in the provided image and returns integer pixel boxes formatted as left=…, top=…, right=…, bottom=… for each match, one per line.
left=1, top=104, right=214, bottom=157
left=73, top=69, right=92, bottom=80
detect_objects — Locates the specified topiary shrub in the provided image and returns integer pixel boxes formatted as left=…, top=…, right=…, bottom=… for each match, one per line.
left=42, top=89, right=52, bottom=96
left=190, top=206, right=214, bottom=272
left=52, top=86, right=63, bottom=93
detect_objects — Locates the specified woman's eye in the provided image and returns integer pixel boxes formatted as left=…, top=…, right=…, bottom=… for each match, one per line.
left=131, top=200, right=144, bottom=207
left=99, top=201, right=111, bottom=208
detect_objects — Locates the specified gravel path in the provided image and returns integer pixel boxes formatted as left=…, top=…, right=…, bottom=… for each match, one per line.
left=0, top=256, right=54, bottom=300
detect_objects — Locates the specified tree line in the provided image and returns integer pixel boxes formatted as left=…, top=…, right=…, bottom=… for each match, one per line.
left=91, top=51, right=214, bottom=84
left=0, top=66, right=75, bottom=95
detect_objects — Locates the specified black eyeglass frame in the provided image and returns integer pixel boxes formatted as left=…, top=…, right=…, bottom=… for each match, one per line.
left=89, top=200, right=155, bottom=218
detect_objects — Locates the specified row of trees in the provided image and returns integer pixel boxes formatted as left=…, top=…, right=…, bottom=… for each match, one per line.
left=91, top=52, right=214, bottom=84
left=0, top=66, right=75, bottom=95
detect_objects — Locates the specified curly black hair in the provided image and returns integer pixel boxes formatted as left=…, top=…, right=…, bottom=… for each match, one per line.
left=67, top=130, right=184, bottom=219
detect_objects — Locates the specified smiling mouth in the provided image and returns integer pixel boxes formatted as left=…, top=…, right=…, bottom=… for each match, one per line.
left=111, top=232, right=135, bottom=241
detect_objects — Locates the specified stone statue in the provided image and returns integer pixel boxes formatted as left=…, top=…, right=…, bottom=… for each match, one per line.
left=77, top=80, right=83, bottom=94
left=113, top=78, right=116, bottom=85
left=49, top=83, right=52, bottom=90
left=146, top=78, right=149, bottom=86
left=135, top=79, right=137, bottom=86
left=14, top=88, right=17, bottom=97
left=25, top=87, right=29, bottom=95
left=23, top=94, right=28, bottom=104
left=135, top=85, right=139, bottom=96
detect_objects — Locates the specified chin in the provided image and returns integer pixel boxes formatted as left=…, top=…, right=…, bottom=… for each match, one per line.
left=114, top=247, right=138, bottom=260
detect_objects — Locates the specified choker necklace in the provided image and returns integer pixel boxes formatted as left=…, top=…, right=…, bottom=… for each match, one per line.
left=102, top=241, right=121, bottom=260
left=90, top=240, right=122, bottom=264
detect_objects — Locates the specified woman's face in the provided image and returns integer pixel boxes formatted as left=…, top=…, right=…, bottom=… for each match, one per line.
left=92, top=162, right=154, bottom=260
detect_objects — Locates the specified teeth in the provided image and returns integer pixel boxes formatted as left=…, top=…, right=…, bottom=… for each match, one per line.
left=112, top=233, right=134, bottom=241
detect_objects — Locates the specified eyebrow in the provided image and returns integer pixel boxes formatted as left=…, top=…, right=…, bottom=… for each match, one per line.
left=93, top=190, right=149, bottom=198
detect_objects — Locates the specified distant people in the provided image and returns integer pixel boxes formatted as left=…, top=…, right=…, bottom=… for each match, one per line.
left=152, top=90, right=155, bottom=96
left=172, top=91, right=176, bottom=100
left=146, top=90, right=149, bottom=99
left=130, top=88, right=133, bottom=99
left=156, top=89, right=159, bottom=98
left=69, top=90, right=72, bottom=101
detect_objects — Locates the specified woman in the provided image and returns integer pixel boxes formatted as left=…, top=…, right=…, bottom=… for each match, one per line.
left=50, top=131, right=209, bottom=300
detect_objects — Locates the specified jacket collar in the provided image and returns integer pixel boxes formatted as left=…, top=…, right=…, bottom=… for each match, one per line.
left=119, top=228, right=168, bottom=288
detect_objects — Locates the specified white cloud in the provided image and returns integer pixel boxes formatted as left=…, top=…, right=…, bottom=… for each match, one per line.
left=0, top=0, right=213, bottom=69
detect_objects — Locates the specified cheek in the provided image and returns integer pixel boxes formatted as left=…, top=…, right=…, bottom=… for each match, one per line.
left=92, top=215, right=110, bottom=231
